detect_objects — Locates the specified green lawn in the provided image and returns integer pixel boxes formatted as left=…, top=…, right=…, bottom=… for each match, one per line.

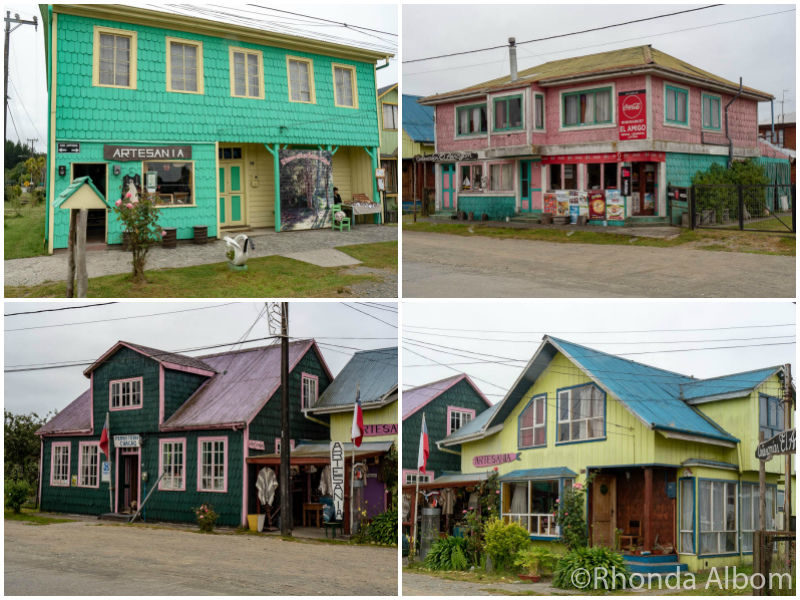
left=4, top=199, right=47, bottom=259
left=4, top=508, right=76, bottom=525
left=4, top=241, right=397, bottom=298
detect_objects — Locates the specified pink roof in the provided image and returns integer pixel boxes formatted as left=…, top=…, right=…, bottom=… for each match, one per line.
left=402, top=373, right=491, bottom=419
left=36, top=388, right=92, bottom=435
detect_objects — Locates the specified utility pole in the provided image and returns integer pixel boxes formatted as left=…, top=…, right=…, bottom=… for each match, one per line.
left=4, top=11, right=38, bottom=142
left=279, top=302, right=291, bottom=536
left=783, top=363, right=792, bottom=533
left=27, top=137, right=37, bottom=155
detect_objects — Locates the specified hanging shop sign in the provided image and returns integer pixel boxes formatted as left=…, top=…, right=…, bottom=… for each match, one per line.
left=279, top=149, right=333, bottom=231
left=330, top=441, right=345, bottom=521
left=248, top=440, right=266, bottom=451
left=755, top=428, right=796, bottom=461
left=542, top=153, right=618, bottom=165
left=103, top=145, right=192, bottom=161
left=589, top=190, right=606, bottom=220
left=415, top=151, right=479, bottom=163
left=606, top=189, right=624, bottom=221
left=57, top=142, right=81, bottom=153
left=113, top=434, right=141, bottom=448
left=618, top=90, right=647, bottom=141
left=363, top=424, right=398, bottom=437
left=473, top=452, right=522, bottom=468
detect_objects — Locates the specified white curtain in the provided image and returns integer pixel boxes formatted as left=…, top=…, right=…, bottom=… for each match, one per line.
left=595, top=91, right=610, bottom=122
left=510, top=483, right=528, bottom=530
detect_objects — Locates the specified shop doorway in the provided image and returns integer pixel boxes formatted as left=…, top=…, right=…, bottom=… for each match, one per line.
left=591, top=474, right=617, bottom=547
left=219, top=162, right=245, bottom=227
left=520, top=160, right=532, bottom=212
left=631, top=162, right=657, bottom=216
left=71, top=163, right=108, bottom=243
left=118, top=451, right=140, bottom=513
left=441, top=164, right=455, bottom=210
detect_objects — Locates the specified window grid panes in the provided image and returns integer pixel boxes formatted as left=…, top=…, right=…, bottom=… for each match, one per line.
left=557, top=384, right=604, bottom=442
left=460, top=164, right=483, bottom=190
left=302, top=375, right=317, bottom=410
left=334, top=66, right=356, bottom=107
left=289, top=59, right=312, bottom=102
left=99, top=32, right=131, bottom=87
left=699, top=480, right=737, bottom=554
left=503, top=480, right=560, bottom=536
left=680, top=479, right=694, bottom=553
left=457, top=104, right=487, bottom=136
left=79, top=444, right=99, bottom=487
left=161, top=441, right=184, bottom=490
left=200, top=440, right=226, bottom=491
left=563, top=88, right=612, bottom=126
left=405, top=472, right=432, bottom=485
left=169, top=41, right=198, bottom=92
left=53, top=445, right=70, bottom=485
left=382, top=104, right=397, bottom=129
left=494, top=96, right=523, bottom=131
left=702, top=95, right=720, bottom=129
left=759, top=394, right=784, bottom=439
left=232, top=51, right=261, bottom=98
left=111, top=379, right=142, bottom=408
left=519, top=396, right=546, bottom=448
left=449, top=409, right=472, bottom=434
left=665, top=86, right=688, bottom=124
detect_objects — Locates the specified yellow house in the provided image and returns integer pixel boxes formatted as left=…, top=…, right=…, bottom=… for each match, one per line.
left=437, top=336, right=795, bottom=572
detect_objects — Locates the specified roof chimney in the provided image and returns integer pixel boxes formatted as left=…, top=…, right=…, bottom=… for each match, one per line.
left=508, top=37, right=518, bottom=81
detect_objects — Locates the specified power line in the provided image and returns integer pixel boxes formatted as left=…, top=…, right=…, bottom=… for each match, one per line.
left=342, top=303, right=397, bottom=328
left=247, top=3, right=398, bottom=37
left=402, top=331, right=795, bottom=346
left=5, top=302, right=118, bottom=317
left=403, top=4, right=722, bottom=64
left=403, top=322, right=795, bottom=335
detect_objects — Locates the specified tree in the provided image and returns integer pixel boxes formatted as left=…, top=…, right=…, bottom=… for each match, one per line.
left=4, top=140, right=29, bottom=170
left=113, top=182, right=162, bottom=283
left=24, top=155, right=46, bottom=187
left=4, top=410, right=50, bottom=487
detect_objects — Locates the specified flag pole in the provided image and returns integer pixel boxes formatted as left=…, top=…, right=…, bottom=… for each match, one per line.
left=350, top=382, right=360, bottom=536
left=412, top=466, right=421, bottom=559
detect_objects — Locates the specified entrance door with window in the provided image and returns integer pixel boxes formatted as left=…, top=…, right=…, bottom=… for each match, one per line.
left=631, top=162, right=657, bottom=216
left=71, top=163, right=108, bottom=243
left=520, top=160, right=532, bottom=212
left=219, top=162, right=245, bottom=227
left=119, top=452, right=139, bottom=513
left=441, top=163, right=455, bottom=210
left=592, top=475, right=617, bottom=547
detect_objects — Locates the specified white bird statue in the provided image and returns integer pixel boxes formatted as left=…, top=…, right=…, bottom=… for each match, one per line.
left=223, top=234, right=254, bottom=266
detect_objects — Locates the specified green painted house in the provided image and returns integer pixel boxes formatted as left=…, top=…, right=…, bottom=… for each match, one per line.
left=401, top=374, right=492, bottom=484
left=36, top=339, right=334, bottom=527
left=378, top=83, right=398, bottom=215
left=40, top=4, right=393, bottom=252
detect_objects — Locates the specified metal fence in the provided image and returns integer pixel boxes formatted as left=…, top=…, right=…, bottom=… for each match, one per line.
left=689, top=184, right=795, bottom=233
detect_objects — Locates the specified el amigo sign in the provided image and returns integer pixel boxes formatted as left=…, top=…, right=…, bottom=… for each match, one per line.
left=473, top=452, right=521, bottom=468
left=330, top=441, right=345, bottom=521
left=103, top=145, right=192, bottom=161
left=618, top=90, right=647, bottom=141
left=755, top=429, right=795, bottom=461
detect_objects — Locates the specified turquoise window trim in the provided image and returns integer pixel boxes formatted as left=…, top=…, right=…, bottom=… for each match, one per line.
left=493, top=94, right=524, bottom=132
left=456, top=102, right=488, bottom=137
left=701, top=93, right=721, bottom=130
left=665, top=84, right=689, bottom=126
left=561, top=86, right=613, bottom=127
left=534, top=92, right=545, bottom=130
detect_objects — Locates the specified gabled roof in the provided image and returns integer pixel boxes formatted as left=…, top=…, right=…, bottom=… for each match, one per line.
left=83, top=341, right=216, bottom=377
left=378, top=83, right=398, bottom=98
left=36, top=388, right=92, bottom=436
left=402, top=373, right=491, bottom=419
left=402, top=94, right=434, bottom=144
left=680, top=366, right=782, bottom=404
left=420, top=45, right=772, bottom=105
left=53, top=176, right=109, bottom=210
left=310, top=347, right=397, bottom=414
left=163, top=340, right=328, bottom=430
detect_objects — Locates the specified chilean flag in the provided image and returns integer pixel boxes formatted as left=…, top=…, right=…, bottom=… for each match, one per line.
left=351, top=387, right=364, bottom=447
left=417, top=413, right=429, bottom=474
left=99, top=412, right=110, bottom=458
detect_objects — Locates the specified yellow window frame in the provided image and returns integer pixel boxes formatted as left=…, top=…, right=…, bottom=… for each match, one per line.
left=332, top=63, right=358, bottom=109
left=166, top=37, right=204, bottom=95
left=229, top=46, right=265, bottom=100
left=92, top=25, right=138, bottom=90
left=286, top=56, right=316, bottom=104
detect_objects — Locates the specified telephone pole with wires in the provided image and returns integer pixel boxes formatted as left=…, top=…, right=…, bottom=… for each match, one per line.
left=278, top=302, right=292, bottom=536
left=4, top=11, right=38, bottom=142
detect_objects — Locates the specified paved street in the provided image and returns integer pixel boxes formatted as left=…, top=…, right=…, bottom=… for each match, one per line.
left=403, top=232, right=796, bottom=298
left=4, top=518, right=398, bottom=595
left=403, top=571, right=561, bottom=596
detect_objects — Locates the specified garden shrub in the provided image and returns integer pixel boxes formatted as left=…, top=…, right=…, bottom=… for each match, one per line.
left=556, top=481, right=588, bottom=550
left=513, top=544, right=559, bottom=577
left=367, top=508, right=397, bottom=545
left=484, top=518, right=530, bottom=572
left=424, top=536, right=470, bottom=571
left=553, top=546, right=631, bottom=590
left=5, top=479, right=31, bottom=513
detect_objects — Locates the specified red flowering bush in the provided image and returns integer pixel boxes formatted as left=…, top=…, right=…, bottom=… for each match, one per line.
left=194, top=503, right=219, bottom=532
left=556, top=482, right=588, bottom=550
left=113, top=183, right=162, bottom=283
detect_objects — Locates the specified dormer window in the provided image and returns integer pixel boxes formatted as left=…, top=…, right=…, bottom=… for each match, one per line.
left=110, top=377, right=143, bottom=410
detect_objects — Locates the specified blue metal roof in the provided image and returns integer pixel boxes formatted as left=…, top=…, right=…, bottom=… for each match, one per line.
left=679, top=367, right=778, bottom=402
left=440, top=401, right=499, bottom=444
left=402, top=94, right=434, bottom=144
left=314, top=347, right=397, bottom=410
left=499, top=467, right=577, bottom=481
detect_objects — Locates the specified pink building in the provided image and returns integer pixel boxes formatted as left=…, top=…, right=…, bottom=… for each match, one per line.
left=419, top=45, right=775, bottom=224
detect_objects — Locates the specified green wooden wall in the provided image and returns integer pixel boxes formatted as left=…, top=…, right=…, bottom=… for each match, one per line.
left=40, top=435, right=108, bottom=515
left=457, top=195, right=517, bottom=220
left=163, top=368, right=209, bottom=423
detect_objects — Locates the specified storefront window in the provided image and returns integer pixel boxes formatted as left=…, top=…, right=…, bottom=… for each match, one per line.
left=78, top=443, right=99, bottom=487
left=604, top=163, right=618, bottom=188
left=198, top=438, right=227, bottom=492
left=460, top=164, right=484, bottom=190
left=144, top=161, right=194, bottom=206
left=556, top=383, right=604, bottom=443
left=503, top=479, right=560, bottom=536
left=562, top=87, right=612, bottom=126
left=564, top=164, right=577, bottom=189
left=699, top=480, right=737, bottom=554
left=550, top=164, right=562, bottom=189
left=489, top=163, right=513, bottom=191
left=457, top=104, right=487, bottom=136
left=741, top=482, right=776, bottom=552
left=494, top=95, right=523, bottom=131
left=587, top=163, right=602, bottom=189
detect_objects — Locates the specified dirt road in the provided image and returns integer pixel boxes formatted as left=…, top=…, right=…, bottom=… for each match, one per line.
left=403, top=232, right=796, bottom=298
left=4, top=518, right=397, bottom=595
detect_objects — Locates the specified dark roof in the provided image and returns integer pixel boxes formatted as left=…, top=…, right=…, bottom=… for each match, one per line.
left=378, top=83, right=397, bottom=98
left=312, top=347, right=397, bottom=412
left=83, top=341, right=215, bottom=376
left=402, top=94, right=434, bottom=144
left=36, top=389, right=92, bottom=435
left=402, top=373, right=490, bottom=419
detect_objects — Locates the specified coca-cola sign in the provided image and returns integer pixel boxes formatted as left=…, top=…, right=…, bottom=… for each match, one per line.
left=618, top=90, right=647, bottom=141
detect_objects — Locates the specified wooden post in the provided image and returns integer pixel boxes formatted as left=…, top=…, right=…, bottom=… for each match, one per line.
left=784, top=364, right=792, bottom=533
left=75, top=208, right=88, bottom=298
left=413, top=158, right=417, bottom=223
left=643, top=466, right=653, bottom=552
left=753, top=530, right=764, bottom=596
left=66, top=209, right=77, bottom=297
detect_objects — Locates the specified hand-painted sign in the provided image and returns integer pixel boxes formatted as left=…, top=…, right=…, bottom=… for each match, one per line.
left=57, top=142, right=80, bottom=153
left=330, top=441, right=345, bottom=521
left=113, top=434, right=141, bottom=448
left=755, top=428, right=795, bottom=460
left=279, top=149, right=333, bottom=231
left=416, top=151, right=479, bottom=163
left=618, top=90, right=647, bottom=141
left=103, top=145, right=192, bottom=161
left=473, top=452, right=521, bottom=468
left=248, top=440, right=266, bottom=451
left=620, top=151, right=665, bottom=163
left=363, top=424, right=398, bottom=437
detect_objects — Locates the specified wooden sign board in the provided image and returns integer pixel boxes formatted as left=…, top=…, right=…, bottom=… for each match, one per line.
left=755, top=428, right=795, bottom=461
left=330, top=441, right=345, bottom=521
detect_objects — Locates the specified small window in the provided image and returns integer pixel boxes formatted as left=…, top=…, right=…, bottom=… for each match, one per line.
left=287, top=56, right=315, bottom=104
left=489, top=163, right=514, bottom=191
left=333, top=64, right=357, bottom=108
left=230, top=47, right=264, bottom=99
left=519, top=395, right=546, bottom=448
left=78, top=443, right=100, bottom=488
left=702, top=94, right=721, bottom=130
left=448, top=408, right=474, bottom=435
left=456, top=104, right=487, bottom=136
left=759, top=394, right=784, bottom=439
left=144, top=161, right=194, bottom=206
left=563, top=87, right=612, bottom=127
left=93, top=26, right=137, bottom=89
left=404, top=471, right=433, bottom=485
left=494, top=95, right=523, bottom=131
left=460, top=164, right=484, bottom=191
left=219, top=147, right=243, bottom=160
left=301, top=373, right=318, bottom=410
left=159, top=439, right=185, bottom=491
left=382, top=103, right=398, bottom=130
left=198, top=437, right=227, bottom=492
left=534, top=94, right=545, bottom=130
left=110, top=377, right=142, bottom=410
left=51, top=442, right=70, bottom=486
left=167, top=38, right=203, bottom=94
left=665, top=84, right=689, bottom=125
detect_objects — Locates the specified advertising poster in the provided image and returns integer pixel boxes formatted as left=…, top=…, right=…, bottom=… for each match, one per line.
left=606, top=189, right=624, bottom=221
left=556, top=190, right=570, bottom=216
left=569, top=193, right=580, bottom=224
left=577, top=191, right=589, bottom=216
left=589, top=190, right=606, bottom=220
left=618, top=90, right=647, bottom=141
left=279, top=150, right=334, bottom=231
left=543, top=192, right=558, bottom=214
left=643, top=192, right=655, bottom=212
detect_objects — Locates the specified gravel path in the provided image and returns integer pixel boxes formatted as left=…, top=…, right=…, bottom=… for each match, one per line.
left=4, top=225, right=397, bottom=288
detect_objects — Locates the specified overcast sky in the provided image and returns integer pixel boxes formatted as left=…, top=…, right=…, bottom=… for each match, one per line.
left=402, top=301, right=796, bottom=403
left=4, top=301, right=397, bottom=416
left=3, top=1, right=398, bottom=152
left=403, top=3, right=795, bottom=124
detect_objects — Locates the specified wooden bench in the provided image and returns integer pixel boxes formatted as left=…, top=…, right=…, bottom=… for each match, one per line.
left=323, top=520, right=343, bottom=538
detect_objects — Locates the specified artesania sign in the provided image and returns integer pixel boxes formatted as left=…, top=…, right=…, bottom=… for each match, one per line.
left=113, top=434, right=141, bottom=448
left=363, top=424, right=398, bottom=437
left=755, top=428, right=795, bottom=460
left=330, top=441, right=345, bottom=521
left=473, top=452, right=522, bottom=468
left=618, top=90, right=647, bottom=141
left=103, top=145, right=192, bottom=161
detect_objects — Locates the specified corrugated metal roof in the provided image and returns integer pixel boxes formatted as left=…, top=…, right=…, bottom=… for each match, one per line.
left=378, top=83, right=397, bottom=98
left=431, top=472, right=488, bottom=485
left=402, top=374, right=464, bottom=418
left=84, top=340, right=215, bottom=376
left=163, top=340, right=317, bottom=429
left=499, top=467, right=577, bottom=481
left=680, top=367, right=779, bottom=402
left=421, top=45, right=771, bottom=104
left=439, top=401, right=499, bottom=444
left=313, top=347, right=397, bottom=412
left=681, top=458, right=739, bottom=471
left=36, top=388, right=92, bottom=435
left=402, top=94, right=434, bottom=144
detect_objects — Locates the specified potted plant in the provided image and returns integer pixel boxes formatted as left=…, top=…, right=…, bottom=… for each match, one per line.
left=514, top=545, right=558, bottom=582
left=194, top=503, right=219, bottom=532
